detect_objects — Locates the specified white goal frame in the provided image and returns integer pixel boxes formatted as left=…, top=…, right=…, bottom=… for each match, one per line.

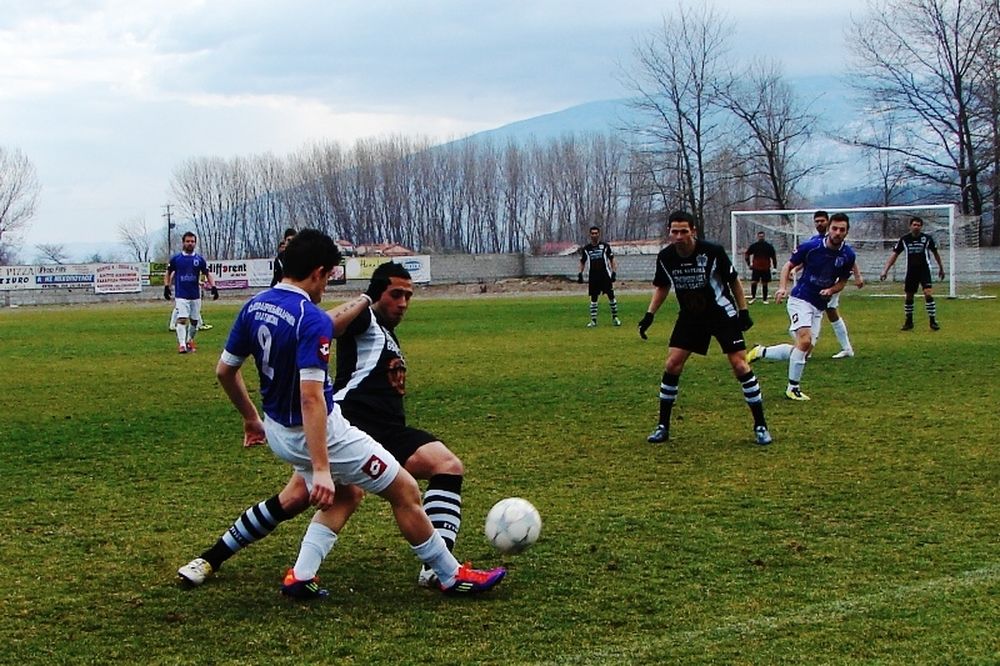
left=731, top=204, right=960, bottom=298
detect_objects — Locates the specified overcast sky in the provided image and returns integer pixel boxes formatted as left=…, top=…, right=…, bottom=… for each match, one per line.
left=2, top=0, right=870, bottom=257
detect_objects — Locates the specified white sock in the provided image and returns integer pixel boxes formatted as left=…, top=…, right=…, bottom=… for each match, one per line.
left=789, top=348, right=808, bottom=384
left=763, top=343, right=793, bottom=361
left=831, top=318, right=852, bottom=352
left=176, top=323, right=187, bottom=347
left=292, top=522, right=338, bottom=581
left=411, top=532, right=460, bottom=588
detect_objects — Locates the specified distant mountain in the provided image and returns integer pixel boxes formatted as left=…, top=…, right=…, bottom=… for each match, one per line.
left=460, top=75, right=871, bottom=200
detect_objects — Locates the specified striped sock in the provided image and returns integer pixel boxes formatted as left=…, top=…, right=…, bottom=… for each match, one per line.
left=738, top=371, right=766, bottom=427
left=589, top=301, right=598, bottom=322
left=925, top=297, right=937, bottom=319
left=658, top=372, right=679, bottom=426
left=423, top=474, right=462, bottom=551
left=202, top=495, right=293, bottom=571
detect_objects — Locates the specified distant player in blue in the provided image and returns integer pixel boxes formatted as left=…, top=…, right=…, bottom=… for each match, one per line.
left=879, top=216, right=945, bottom=331
left=747, top=213, right=856, bottom=401
left=211, top=229, right=505, bottom=599
left=164, top=231, right=218, bottom=353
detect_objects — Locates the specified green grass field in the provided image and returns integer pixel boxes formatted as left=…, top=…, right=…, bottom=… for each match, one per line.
left=2, top=289, right=998, bottom=665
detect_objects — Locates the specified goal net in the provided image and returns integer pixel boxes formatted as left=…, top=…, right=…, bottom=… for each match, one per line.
left=729, top=205, right=984, bottom=298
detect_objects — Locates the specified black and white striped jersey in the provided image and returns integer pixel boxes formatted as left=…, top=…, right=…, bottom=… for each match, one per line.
left=333, top=307, right=407, bottom=426
left=653, top=240, right=739, bottom=318
left=892, top=232, right=937, bottom=274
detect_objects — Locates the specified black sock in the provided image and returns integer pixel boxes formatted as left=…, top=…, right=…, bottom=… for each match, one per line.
left=201, top=494, right=293, bottom=571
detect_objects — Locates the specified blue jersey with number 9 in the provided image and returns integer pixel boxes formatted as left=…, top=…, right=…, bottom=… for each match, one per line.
left=223, top=284, right=334, bottom=427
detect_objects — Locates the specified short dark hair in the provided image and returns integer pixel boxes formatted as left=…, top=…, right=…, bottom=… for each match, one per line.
left=182, top=231, right=196, bottom=241
left=283, top=227, right=297, bottom=240
left=814, top=210, right=829, bottom=220
left=589, top=226, right=600, bottom=233
left=910, top=216, right=924, bottom=225
left=667, top=210, right=695, bottom=228
left=371, top=261, right=412, bottom=283
left=281, top=229, right=342, bottom=280
left=830, top=212, right=850, bottom=230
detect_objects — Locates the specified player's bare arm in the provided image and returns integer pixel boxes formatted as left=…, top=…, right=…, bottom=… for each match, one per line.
left=299, top=378, right=335, bottom=511
left=820, top=278, right=850, bottom=298
left=852, top=262, right=865, bottom=288
left=879, top=251, right=900, bottom=280
left=326, top=293, right=373, bottom=335
left=216, top=360, right=266, bottom=447
left=775, top=260, right=797, bottom=303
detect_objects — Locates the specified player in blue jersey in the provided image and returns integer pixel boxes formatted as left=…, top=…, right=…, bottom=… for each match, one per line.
left=637, top=210, right=772, bottom=446
left=206, top=229, right=504, bottom=599
left=879, top=216, right=944, bottom=330
left=746, top=213, right=856, bottom=401
left=164, top=231, right=218, bottom=353
left=179, top=262, right=474, bottom=590
left=808, top=211, right=864, bottom=358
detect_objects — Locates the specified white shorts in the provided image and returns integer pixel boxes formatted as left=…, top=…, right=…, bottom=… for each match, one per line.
left=786, top=296, right=822, bottom=336
left=264, top=408, right=400, bottom=495
left=175, top=298, right=202, bottom=322
left=826, top=292, right=840, bottom=309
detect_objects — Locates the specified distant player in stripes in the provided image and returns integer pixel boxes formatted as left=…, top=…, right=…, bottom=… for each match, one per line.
left=178, top=257, right=494, bottom=594
left=637, top=210, right=772, bottom=446
left=879, top=216, right=944, bottom=331
left=577, top=226, right=621, bottom=327
left=747, top=213, right=856, bottom=401
left=164, top=231, right=218, bottom=353
left=744, top=230, right=777, bottom=304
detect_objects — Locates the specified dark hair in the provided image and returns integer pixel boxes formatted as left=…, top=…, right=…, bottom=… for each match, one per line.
left=283, top=227, right=297, bottom=240
left=589, top=226, right=600, bottom=233
left=814, top=210, right=829, bottom=220
left=830, top=212, right=850, bottom=230
left=371, top=261, right=412, bottom=283
left=910, top=216, right=924, bottom=225
left=281, top=229, right=342, bottom=280
left=667, top=210, right=695, bottom=228
left=182, top=231, right=197, bottom=241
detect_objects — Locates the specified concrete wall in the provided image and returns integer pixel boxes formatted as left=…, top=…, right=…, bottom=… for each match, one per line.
left=4, top=247, right=999, bottom=308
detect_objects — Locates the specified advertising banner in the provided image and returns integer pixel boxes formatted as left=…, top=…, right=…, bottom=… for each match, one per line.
left=0, top=265, right=39, bottom=291
left=94, top=264, right=143, bottom=294
left=343, top=255, right=431, bottom=283
left=34, top=263, right=96, bottom=289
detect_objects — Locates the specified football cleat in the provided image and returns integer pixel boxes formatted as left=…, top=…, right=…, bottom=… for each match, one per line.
left=646, top=424, right=669, bottom=444
left=440, top=562, right=506, bottom=595
left=198, top=322, right=214, bottom=331
left=761, top=299, right=769, bottom=304
left=178, top=344, right=188, bottom=354
left=612, top=317, right=622, bottom=327
left=784, top=386, right=810, bottom=401
left=831, top=349, right=854, bottom=359
left=746, top=344, right=764, bottom=364
left=186, top=340, right=197, bottom=352
left=586, top=320, right=597, bottom=328
left=748, top=297, right=756, bottom=304
left=417, top=565, right=440, bottom=589
left=929, top=319, right=940, bottom=331
left=177, top=557, right=214, bottom=586
left=281, top=569, right=329, bottom=600
left=901, top=319, right=914, bottom=331
left=754, top=425, right=773, bottom=445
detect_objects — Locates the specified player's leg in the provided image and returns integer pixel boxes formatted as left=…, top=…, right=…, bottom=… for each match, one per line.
left=723, top=329, right=771, bottom=445
left=606, top=285, right=621, bottom=326
left=283, top=484, right=365, bottom=599
left=403, top=439, right=465, bottom=587
left=178, top=473, right=311, bottom=586
left=186, top=298, right=203, bottom=351
left=749, top=278, right=758, bottom=302
left=761, top=275, right=770, bottom=304
left=923, top=282, right=939, bottom=330
left=168, top=305, right=178, bottom=331
left=784, top=298, right=816, bottom=400
left=902, top=276, right=917, bottom=329
left=648, top=344, right=693, bottom=443
left=825, top=303, right=854, bottom=358
left=174, top=299, right=192, bottom=352
left=587, top=283, right=600, bottom=326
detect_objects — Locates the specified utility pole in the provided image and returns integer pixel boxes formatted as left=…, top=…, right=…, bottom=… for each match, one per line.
left=162, top=204, right=176, bottom=256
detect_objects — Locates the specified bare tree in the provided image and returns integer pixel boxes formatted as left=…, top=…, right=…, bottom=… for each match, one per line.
left=718, top=61, right=820, bottom=210
left=35, top=243, right=69, bottom=264
left=622, top=4, right=733, bottom=233
left=118, top=216, right=153, bottom=262
left=848, top=0, right=996, bottom=216
left=0, top=146, right=41, bottom=264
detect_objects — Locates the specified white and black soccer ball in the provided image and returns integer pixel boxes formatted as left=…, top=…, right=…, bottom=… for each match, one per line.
left=484, top=497, right=541, bottom=554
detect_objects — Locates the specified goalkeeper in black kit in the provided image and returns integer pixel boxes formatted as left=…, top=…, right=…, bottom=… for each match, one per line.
left=637, top=211, right=772, bottom=446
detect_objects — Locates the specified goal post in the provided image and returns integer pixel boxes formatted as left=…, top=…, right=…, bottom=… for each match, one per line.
left=729, top=204, right=983, bottom=298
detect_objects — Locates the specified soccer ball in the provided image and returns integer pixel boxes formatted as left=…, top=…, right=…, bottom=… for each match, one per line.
left=484, top=497, right=542, bottom=554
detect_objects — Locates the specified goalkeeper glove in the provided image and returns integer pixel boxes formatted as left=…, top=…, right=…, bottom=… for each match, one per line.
left=163, top=285, right=171, bottom=300
left=638, top=312, right=655, bottom=340
left=210, top=285, right=219, bottom=301
left=738, top=309, right=753, bottom=331
left=365, top=276, right=389, bottom=303
left=577, top=272, right=584, bottom=284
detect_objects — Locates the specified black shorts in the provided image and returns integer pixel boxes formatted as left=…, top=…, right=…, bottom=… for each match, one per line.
left=588, top=279, right=614, bottom=300
left=904, top=268, right=933, bottom=293
left=669, top=310, right=746, bottom=356
left=340, top=408, right=438, bottom=465
left=750, top=269, right=771, bottom=283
